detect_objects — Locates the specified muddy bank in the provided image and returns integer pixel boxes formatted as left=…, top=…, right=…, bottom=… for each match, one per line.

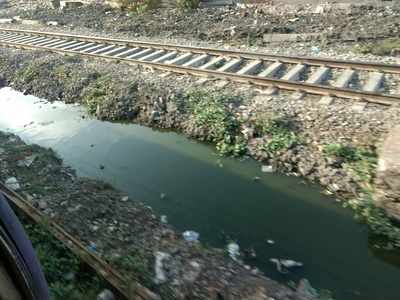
left=0, top=130, right=321, bottom=299
left=1, top=2, right=400, bottom=48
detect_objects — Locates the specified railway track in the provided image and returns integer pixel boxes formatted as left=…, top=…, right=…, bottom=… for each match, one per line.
left=0, top=28, right=399, bottom=105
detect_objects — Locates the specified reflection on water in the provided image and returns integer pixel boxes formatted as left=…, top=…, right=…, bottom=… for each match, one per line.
left=1, top=87, right=400, bottom=300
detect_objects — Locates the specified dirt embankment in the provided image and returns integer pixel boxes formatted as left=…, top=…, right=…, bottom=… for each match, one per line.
left=1, top=2, right=400, bottom=48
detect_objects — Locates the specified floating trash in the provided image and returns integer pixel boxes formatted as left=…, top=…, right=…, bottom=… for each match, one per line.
left=161, top=215, right=168, bottom=224
left=270, top=258, right=303, bottom=274
left=183, top=230, right=199, bottom=242
left=227, top=242, right=240, bottom=261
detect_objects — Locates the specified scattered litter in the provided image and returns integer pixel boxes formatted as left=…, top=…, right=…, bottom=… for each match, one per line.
left=227, top=242, right=240, bottom=261
left=5, top=177, right=20, bottom=191
left=160, top=193, right=166, bottom=199
left=97, top=289, right=115, bottom=300
left=47, top=21, right=59, bottom=26
left=311, top=46, right=320, bottom=55
left=262, top=165, right=275, bottom=173
left=252, top=176, right=261, bottom=181
left=38, top=200, right=48, bottom=210
left=160, top=215, right=168, bottom=224
left=121, top=196, right=129, bottom=202
left=280, top=259, right=303, bottom=268
left=154, top=251, right=170, bottom=284
left=87, top=241, right=97, bottom=252
left=266, top=239, right=275, bottom=245
left=99, top=164, right=105, bottom=170
left=183, top=230, right=200, bottom=242
left=270, top=258, right=303, bottom=274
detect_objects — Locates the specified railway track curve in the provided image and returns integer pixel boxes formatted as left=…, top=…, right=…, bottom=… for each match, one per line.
left=0, top=28, right=399, bottom=105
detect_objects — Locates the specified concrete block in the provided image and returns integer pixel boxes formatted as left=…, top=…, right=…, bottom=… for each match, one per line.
left=0, top=19, right=13, bottom=24
left=263, top=33, right=320, bottom=43
left=21, top=20, right=41, bottom=26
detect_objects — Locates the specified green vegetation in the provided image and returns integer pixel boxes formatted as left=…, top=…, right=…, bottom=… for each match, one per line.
left=176, top=0, right=200, bottom=10
left=23, top=220, right=105, bottom=299
left=185, top=90, right=247, bottom=156
left=346, top=191, right=400, bottom=249
left=106, top=248, right=154, bottom=289
left=323, top=144, right=377, bottom=183
left=116, top=0, right=160, bottom=13
left=353, top=38, right=400, bottom=56
left=324, top=143, right=400, bottom=248
left=256, top=118, right=300, bottom=156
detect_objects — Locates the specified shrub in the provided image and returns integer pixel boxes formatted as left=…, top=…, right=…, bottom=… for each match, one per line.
left=185, top=90, right=246, bottom=156
left=353, top=38, right=400, bottom=56
left=176, top=0, right=200, bottom=10
left=114, top=0, right=160, bottom=13
left=258, top=118, right=300, bottom=155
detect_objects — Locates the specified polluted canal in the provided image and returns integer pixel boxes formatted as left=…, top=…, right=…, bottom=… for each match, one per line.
left=0, top=87, right=400, bottom=300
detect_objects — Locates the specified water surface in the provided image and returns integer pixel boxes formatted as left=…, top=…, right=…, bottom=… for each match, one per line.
left=0, top=87, right=399, bottom=300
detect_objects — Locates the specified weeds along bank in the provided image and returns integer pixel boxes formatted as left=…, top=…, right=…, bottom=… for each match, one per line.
left=0, top=48, right=400, bottom=247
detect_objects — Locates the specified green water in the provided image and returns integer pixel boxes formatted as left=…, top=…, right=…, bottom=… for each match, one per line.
left=0, top=87, right=399, bottom=300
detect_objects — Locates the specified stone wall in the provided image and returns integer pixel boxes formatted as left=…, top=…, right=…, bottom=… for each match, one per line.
left=375, top=125, right=400, bottom=221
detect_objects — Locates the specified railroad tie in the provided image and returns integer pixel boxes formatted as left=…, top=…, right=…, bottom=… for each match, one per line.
left=52, top=40, right=77, bottom=49
left=217, top=58, right=243, bottom=72
left=152, top=51, right=178, bottom=63
left=199, top=56, right=225, bottom=70
left=1, top=35, right=28, bottom=42
left=70, top=42, right=96, bottom=51
left=306, top=66, right=330, bottom=85
left=138, top=49, right=166, bottom=61
left=281, top=64, right=306, bottom=81
left=237, top=60, right=263, bottom=75
left=363, top=72, right=384, bottom=92
left=39, top=39, right=67, bottom=48
left=113, top=47, right=141, bottom=58
left=62, top=41, right=86, bottom=50
left=126, top=48, right=153, bottom=59
left=33, top=38, right=58, bottom=46
left=258, top=61, right=283, bottom=78
left=101, top=46, right=127, bottom=56
left=182, top=54, right=210, bottom=68
left=16, top=36, right=45, bottom=44
left=333, top=69, right=355, bottom=88
left=90, top=44, right=116, bottom=54
left=166, top=52, right=193, bottom=65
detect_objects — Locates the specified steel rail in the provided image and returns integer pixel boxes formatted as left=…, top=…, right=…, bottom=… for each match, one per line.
left=0, top=182, right=159, bottom=300
left=0, top=39, right=398, bottom=105
left=1, top=27, right=400, bottom=74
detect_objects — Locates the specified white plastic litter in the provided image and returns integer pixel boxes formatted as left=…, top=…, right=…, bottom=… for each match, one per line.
left=154, top=251, right=170, bottom=284
left=161, top=215, right=168, bottom=224
left=227, top=242, right=240, bottom=261
left=182, top=230, right=199, bottom=242
left=5, top=177, right=20, bottom=191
